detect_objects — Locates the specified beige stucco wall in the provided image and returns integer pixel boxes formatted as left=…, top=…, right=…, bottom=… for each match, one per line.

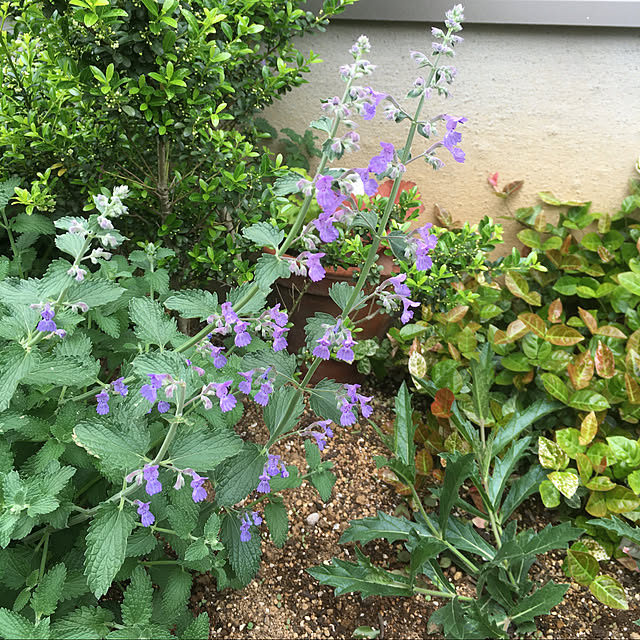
left=262, top=21, right=640, bottom=254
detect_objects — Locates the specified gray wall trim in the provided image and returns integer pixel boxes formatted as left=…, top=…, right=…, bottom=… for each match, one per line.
left=309, top=0, right=640, bottom=28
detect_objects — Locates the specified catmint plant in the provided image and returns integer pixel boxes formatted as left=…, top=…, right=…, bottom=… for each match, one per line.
left=0, top=5, right=475, bottom=639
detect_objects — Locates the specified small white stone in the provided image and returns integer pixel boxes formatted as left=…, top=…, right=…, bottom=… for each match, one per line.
left=306, top=512, right=320, bottom=526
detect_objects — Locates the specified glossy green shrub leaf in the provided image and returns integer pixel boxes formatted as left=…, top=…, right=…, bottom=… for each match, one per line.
left=566, top=549, right=599, bottom=586
left=540, top=373, right=569, bottom=403
left=548, top=471, right=579, bottom=498
left=618, top=272, right=640, bottom=297
left=538, top=436, right=569, bottom=470
left=556, top=428, right=585, bottom=457
left=568, top=390, right=610, bottom=412
left=606, top=486, right=640, bottom=513
left=539, top=480, right=561, bottom=508
left=585, top=476, right=616, bottom=491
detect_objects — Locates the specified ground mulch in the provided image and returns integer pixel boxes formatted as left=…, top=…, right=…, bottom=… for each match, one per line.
left=189, top=385, right=640, bottom=640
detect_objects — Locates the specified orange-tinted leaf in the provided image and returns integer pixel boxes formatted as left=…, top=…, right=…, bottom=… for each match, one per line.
left=514, top=370, right=534, bottom=390
left=431, top=388, right=455, bottom=418
left=546, top=250, right=563, bottom=267
left=579, top=411, right=598, bottom=445
left=562, top=255, right=584, bottom=271
left=448, top=342, right=461, bottom=361
left=468, top=486, right=486, bottom=512
left=505, top=271, right=530, bottom=300
left=534, top=210, right=548, bottom=232
left=440, top=305, right=469, bottom=323
left=625, top=373, right=640, bottom=405
left=492, top=329, right=509, bottom=346
left=628, top=329, right=640, bottom=354
left=415, top=448, right=434, bottom=475
left=595, top=340, right=615, bottom=379
left=594, top=325, right=627, bottom=339
left=434, top=203, right=452, bottom=228
left=626, top=350, right=640, bottom=377
left=506, top=319, right=529, bottom=341
left=503, top=180, right=524, bottom=196
left=560, top=234, right=573, bottom=254
left=431, top=468, right=445, bottom=484
left=578, top=307, right=598, bottom=334
left=597, top=246, right=615, bottom=263
left=548, top=298, right=563, bottom=323
left=546, top=324, right=585, bottom=346
left=567, top=350, right=595, bottom=390
left=519, top=312, right=547, bottom=338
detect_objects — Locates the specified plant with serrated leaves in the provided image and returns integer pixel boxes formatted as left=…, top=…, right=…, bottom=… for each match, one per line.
left=0, top=0, right=357, bottom=286
left=0, top=9, right=470, bottom=638
left=310, top=345, right=583, bottom=639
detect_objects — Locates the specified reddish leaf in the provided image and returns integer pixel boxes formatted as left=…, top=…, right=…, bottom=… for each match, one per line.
left=431, top=388, right=455, bottom=418
left=560, top=234, right=573, bottom=255
left=439, top=305, right=469, bottom=323
left=487, top=172, right=499, bottom=188
left=546, top=324, right=585, bottom=346
left=493, top=329, right=509, bottom=346
left=595, top=340, right=615, bottom=379
left=628, top=329, right=640, bottom=354
left=448, top=342, right=461, bottom=361
left=567, top=350, right=595, bottom=390
left=502, top=180, right=524, bottom=196
left=578, top=307, right=598, bottom=334
left=514, top=370, right=534, bottom=390
left=534, top=211, right=548, bottom=233
left=579, top=411, right=598, bottom=445
left=548, top=299, right=563, bottom=324
left=468, top=486, right=486, bottom=512
left=505, top=272, right=530, bottom=300
left=506, top=319, right=529, bottom=341
left=597, top=246, right=615, bottom=263
left=415, top=449, right=434, bottom=475
left=518, top=312, right=547, bottom=338
left=561, top=255, right=583, bottom=271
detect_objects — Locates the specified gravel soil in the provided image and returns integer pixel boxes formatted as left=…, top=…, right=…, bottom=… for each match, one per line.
left=188, top=387, right=640, bottom=640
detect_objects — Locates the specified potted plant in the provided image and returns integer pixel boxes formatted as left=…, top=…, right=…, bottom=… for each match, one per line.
left=269, top=173, right=427, bottom=381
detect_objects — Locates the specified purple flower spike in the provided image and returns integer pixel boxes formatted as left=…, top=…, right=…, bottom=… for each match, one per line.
left=140, top=384, right=157, bottom=404
left=36, top=303, right=57, bottom=332
left=95, top=390, right=110, bottom=415
left=257, top=471, right=271, bottom=494
left=134, top=500, right=155, bottom=528
left=254, top=381, right=273, bottom=406
left=251, top=511, right=263, bottom=526
left=313, top=334, right=332, bottom=360
left=219, top=393, right=237, bottom=413
left=269, top=304, right=288, bottom=327
left=240, top=514, right=252, bottom=542
left=157, top=401, right=170, bottom=414
left=368, top=142, right=395, bottom=174
left=266, top=454, right=281, bottom=476
left=209, top=346, right=228, bottom=369
left=112, top=377, right=128, bottom=397
left=143, top=464, right=162, bottom=496
left=307, top=253, right=326, bottom=283
left=221, top=302, right=238, bottom=325
left=272, top=327, right=289, bottom=352
left=190, top=472, right=208, bottom=503
left=147, top=373, right=167, bottom=389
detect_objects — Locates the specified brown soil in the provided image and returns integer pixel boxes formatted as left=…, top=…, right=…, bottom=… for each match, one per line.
left=189, top=389, right=640, bottom=640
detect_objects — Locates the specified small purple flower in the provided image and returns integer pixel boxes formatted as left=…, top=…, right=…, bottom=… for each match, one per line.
left=134, top=500, right=155, bottom=528
left=336, top=333, right=356, bottom=363
left=219, top=393, right=237, bottom=413
left=353, top=168, right=378, bottom=196
left=36, top=303, right=57, bottom=332
left=140, top=384, right=157, bottom=404
left=257, top=471, right=271, bottom=493
left=362, top=88, right=387, bottom=120
left=269, top=304, right=288, bottom=327
left=238, top=370, right=254, bottom=394
left=442, top=115, right=467, bottom=163
left=266, top=454, right=281, bottom=476
left=221, top=302, right=238, bottom=325
left=143, top=464, right=162, bottom=496
left=234, top=322, right=252, bottom=348
left=190, top=472, right=208, bottom=503
left=307, top=253, right=326, bottom=283
left=240, top=513, right=252, bottom=542
left=148, top=373, right=167, bottom=389
left=209, top=346, right=228, bottom=369
left=254, top=381, right=273, bottom=406
left=272, top=326, right=288, bottom=352
left=368, top=142, right=395, bottom=174
left=252, top=511, right=263, bottom=526
left=157, top=401, right=170, bottom=414
left=112, top=377, right=128, bottom=397
left=340, top=399, right=357, bottom=426
left=401, top=298, right=421, bottom=324
left=313, top=334, right=332, bottom=360
left=95, top=390, right=110, bottom=415
left=389, top=274, right=411, bottom=297
left=313, top=213, right=340, bottom=243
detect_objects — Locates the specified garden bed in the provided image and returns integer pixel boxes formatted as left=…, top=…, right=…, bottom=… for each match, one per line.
left=189, top=387, right=640, bottom=640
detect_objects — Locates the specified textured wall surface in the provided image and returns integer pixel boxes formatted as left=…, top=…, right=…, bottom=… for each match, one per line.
left=262, top=21, right=640, bottom=253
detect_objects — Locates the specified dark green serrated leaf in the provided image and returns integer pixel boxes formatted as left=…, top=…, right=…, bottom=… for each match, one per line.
left=31, top=563, right=66, bottom=616
left=264, top=499, right=288, bottom=548
left=509, top=582, right=569, bottom=623
left=180, top=612, right=210, bottom=640
left=220, top=513, right=261, bottom=586
left=214, top=443, right=266, bottom=506
left=164, top=290, right=219, bottom=321
left=167, top=428, right=242, bottom=472
left=129, top=297, right=179, bottom=348
left=161, top=568, right=192, bottom=618
left=254, top=253, right=291, bottom=292
left=50, top=606, right=113, bottom=640
left=340, top=511, right=416, bottom=545
left=309, top=379, right=343, bottom=424
left=242, top=223, right=284, bottom=250
left=310, top=470, right=336, bottom=502
left=121, top=566, right=153, bottom=627
left=264, top=386, right=305, bottom=446
left=393, top=382, right=416, bottom=473
left=439, top=454, right=475, bottom=534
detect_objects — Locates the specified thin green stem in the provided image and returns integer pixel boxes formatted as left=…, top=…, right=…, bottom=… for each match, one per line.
left=414, top=586, right=473, bottom=602
left=39, top=532, right=50, bottom=581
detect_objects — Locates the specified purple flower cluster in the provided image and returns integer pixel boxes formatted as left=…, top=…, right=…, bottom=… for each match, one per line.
left=238, top=367, right=276, bottom=406
left=301, top=420, right=334, bottom=451
left=195, top=339, right=228, bottom=369
left=254, top=304, right=290, bottom=352
left=35, top=303, right=66, bottom=338
left=313, top=319, right=357, bottom=364
left=256, top=454, right=290, bottom=494
left=206, top=302, right=252, bottom=349
left=128, top=466, right=208, bottom=527
left=93, top=376, right=128, bottom=415
left=442, top=115, right=467, bottom=163
left=200, top=380, right=237, bottom=413
left=376, top=274, right=421, bottom=324
left=140, top=373, right=172, bottom=414
left=240, top=511, right=263, bottom=542
left=415, top=223, right=438, bottom=270
left=288, top=251, right=326, bottom=283
left=339, top=384, right=373, bottom=427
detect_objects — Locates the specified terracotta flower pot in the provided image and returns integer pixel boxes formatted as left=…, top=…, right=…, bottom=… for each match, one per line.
left=275, top=251, right=399, bottom=384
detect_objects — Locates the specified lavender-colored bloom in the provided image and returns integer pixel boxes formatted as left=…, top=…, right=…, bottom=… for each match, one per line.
left=358, top=394, right=374, bottom=418
left=401, top=298, right=421, bottom=324
left=344, top=383, right=361, bottom=402
left=140, top=384, right=157, bottom=404
left=209, top=346, right=228, bottom=369
left=272, top=326, right=288, bottom=352
left=251, top=511, right=263, bottom=526
left=219, top=392, right=237, bottom=413
left=143, top=464, right=162, bottom=496
left=134, top=500, right=155, bottom=528
left=313, top=213, right=340, bottom=243
left=313, top=334, right=332, bottom=360
left=96, top=390, right=110, bottom=415
left=238, top=370, right=254, bottom=394
left=265, top=455, right=281, bottom=476
left=112, top=377, right=128, bottom=396
left=125, top=469, right=143, bottom=485
left=240, top=514, right=252, bottom=542
left=389, top=274, right=411, bottom=297
left=353, top=168, right=378, bottom=196
left=157, top=401, right=170, bottom=414
left=257, top=471, right=271, bottom=493
left=221, top=302, right=238, bottom=325
left=368, top=142, right=395, bottom=174
left=36, top=303, right=57, bottom=332
left=254, top=381, right=273, bottom=406
left=269, top=304, right=288, bottom=327
left=148, top=373, right=167, bottom=389
left=315, top=176, right=347, bottom=216
left=307, top=252, right=326, bottom=282
left=234, top=322, right=252, bottom=348
left=336, top=332, right=356, bottom=363
left=190, top=472, right=208, bottom=503
left=340, top=400, right=357, bottom=426
left=173, top=472, right=185, bottom=491
left=362, top=88, right=387, bottom=121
